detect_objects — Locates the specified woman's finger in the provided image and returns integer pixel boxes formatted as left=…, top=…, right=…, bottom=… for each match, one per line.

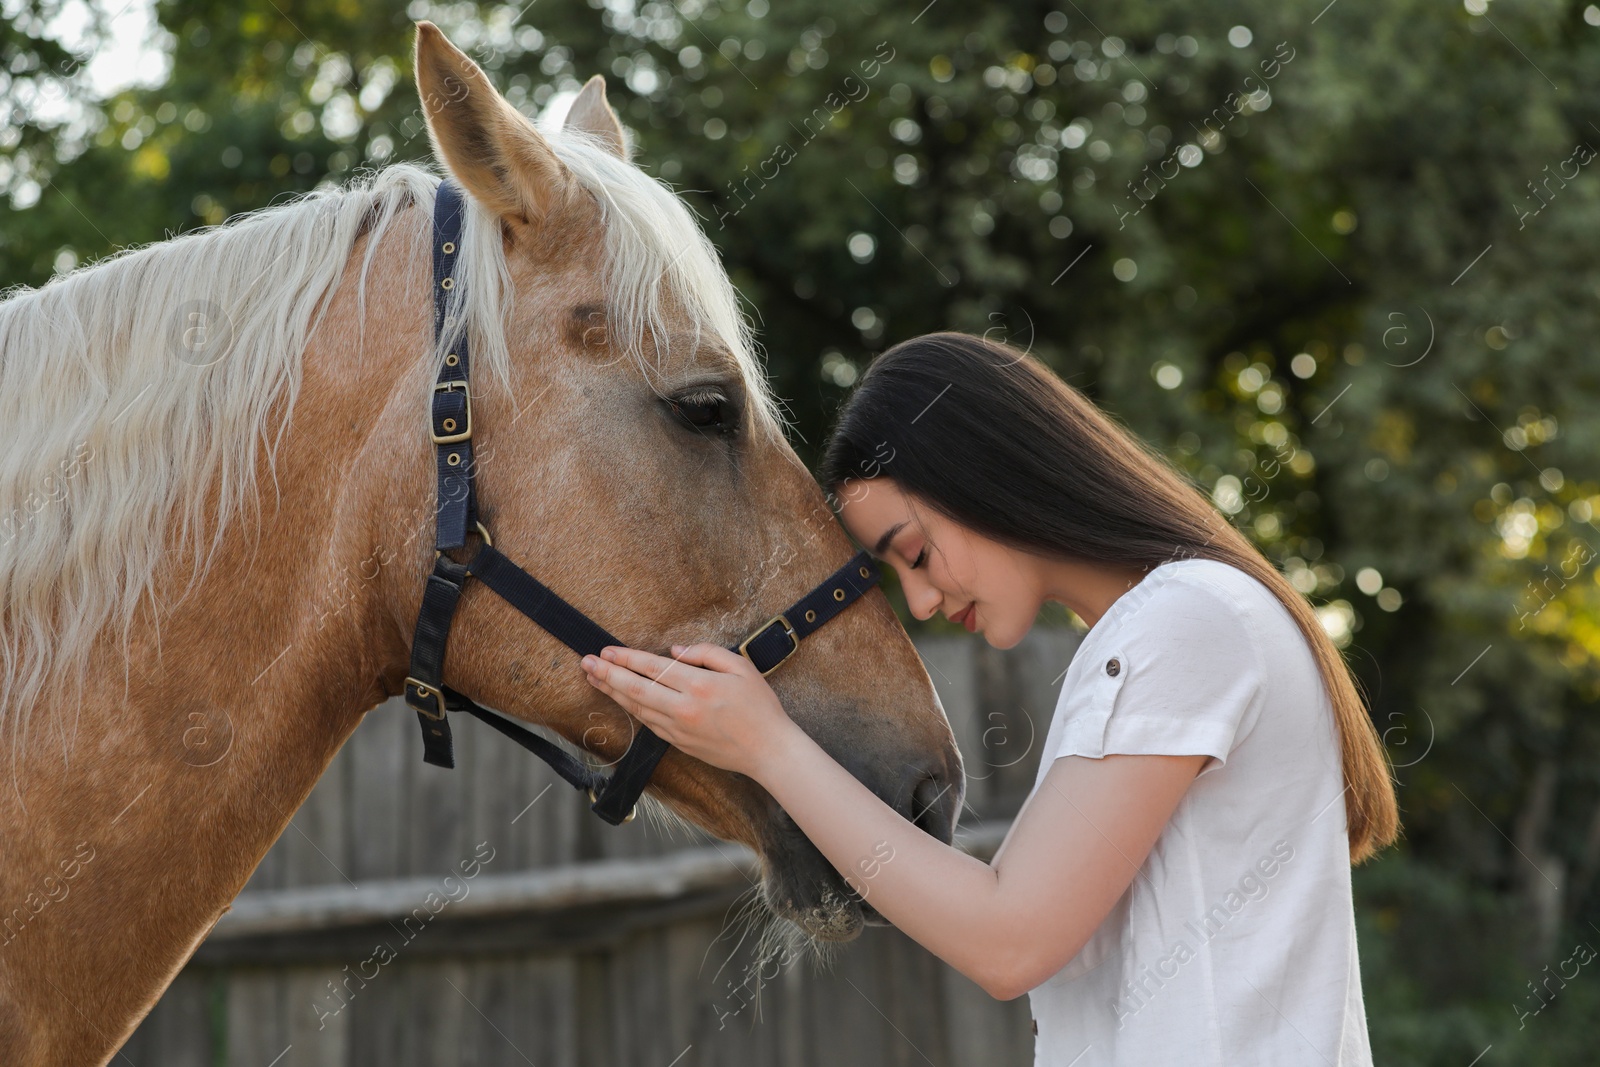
left=672, top=642, right=762, bottom=676
left=599, top=645, right=698, bottom=691
left=582, top=663, right=652, bottom=721
left=616, top=689, right=690, bottom=749
left=583, top=671, right=639, bottom=719
left=591, top=676, right=674, bottom=733
left=586, top=659, right=690, bottom=717
left=608, top=691, right=670, bottom=737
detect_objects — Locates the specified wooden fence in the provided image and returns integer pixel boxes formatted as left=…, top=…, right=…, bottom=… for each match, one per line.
left=118, top=627, right=1083, bottom=1066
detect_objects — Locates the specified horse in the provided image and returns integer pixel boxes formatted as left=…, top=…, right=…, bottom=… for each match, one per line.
left=0, top=22, right=963, bottom=1065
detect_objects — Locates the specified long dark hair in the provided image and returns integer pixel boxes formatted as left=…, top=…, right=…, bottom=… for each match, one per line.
left=819, top=332, right=1399, bottom=864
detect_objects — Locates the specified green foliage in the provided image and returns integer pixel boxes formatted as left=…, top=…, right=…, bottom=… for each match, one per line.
left=8, top=0, right=1600, bottom=1058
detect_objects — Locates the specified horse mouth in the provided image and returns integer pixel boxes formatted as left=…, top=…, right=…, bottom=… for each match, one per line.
left=747, top=727, right=963, bottom=943
left=754, top=767, right=961, bottom=941
left=761, top=875, right=896, bottom=942
left=757, top=814, right=870, bottom=942
left=756, top=827, right=913, bottom=940
left=764, top=879, right=867, bottom=942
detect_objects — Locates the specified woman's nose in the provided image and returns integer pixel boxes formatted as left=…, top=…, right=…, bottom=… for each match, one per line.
left=905, top=579, right=942, bottom=621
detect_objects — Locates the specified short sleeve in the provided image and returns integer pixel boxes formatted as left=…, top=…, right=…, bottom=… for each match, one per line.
left=1040, top=573, right=1265, bottom=779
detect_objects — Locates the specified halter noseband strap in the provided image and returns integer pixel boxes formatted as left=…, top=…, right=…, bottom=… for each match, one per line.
left=401, top=179, right=881, bottom=826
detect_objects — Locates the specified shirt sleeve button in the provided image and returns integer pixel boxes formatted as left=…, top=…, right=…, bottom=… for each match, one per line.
left=1106, top=657, right=1121, bottom=677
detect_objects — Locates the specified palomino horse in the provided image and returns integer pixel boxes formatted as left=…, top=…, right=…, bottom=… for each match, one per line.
left=0, top=23, right=962, bottom=1065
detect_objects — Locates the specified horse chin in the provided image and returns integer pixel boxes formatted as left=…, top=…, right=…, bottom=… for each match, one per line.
left=757, top=793, right=949, bottom=939
left=757, top=825, right=868, bottom=942
left=763, top=881, right=865, bottom=942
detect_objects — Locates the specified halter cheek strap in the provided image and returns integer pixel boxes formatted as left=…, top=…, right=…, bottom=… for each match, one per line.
left=401, top=179, right=881, bottom=826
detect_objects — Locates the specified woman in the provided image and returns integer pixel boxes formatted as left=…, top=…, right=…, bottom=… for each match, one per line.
left=581, top=331, right=1397, bottom=1065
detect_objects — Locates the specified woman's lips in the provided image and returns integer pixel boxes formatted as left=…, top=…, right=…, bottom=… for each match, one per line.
left=952, top=603, right=977, bottom=632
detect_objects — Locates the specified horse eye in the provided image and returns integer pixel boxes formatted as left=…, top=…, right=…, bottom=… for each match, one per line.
left=669, top=392, right=734, bottom=435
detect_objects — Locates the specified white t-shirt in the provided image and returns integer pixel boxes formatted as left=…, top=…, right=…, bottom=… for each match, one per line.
left=1025, top=557, right=1373, bottom=1066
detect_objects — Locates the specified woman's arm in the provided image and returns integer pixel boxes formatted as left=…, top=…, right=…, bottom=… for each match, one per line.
left=763, top=728, right=1204, bottom=999
left=582, top=643, right=1206, bottom=1000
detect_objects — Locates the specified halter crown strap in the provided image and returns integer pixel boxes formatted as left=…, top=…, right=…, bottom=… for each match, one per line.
left=428, top=180, right=478, bottom=552
left=401, top=179, right=882, bottom=826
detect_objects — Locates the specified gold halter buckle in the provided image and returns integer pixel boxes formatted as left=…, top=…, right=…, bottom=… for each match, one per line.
left=738, top=614, right=798, bottom=676
left=587, top=787, right=637, bottom=823
left=431, top=381, right=473, bottom=444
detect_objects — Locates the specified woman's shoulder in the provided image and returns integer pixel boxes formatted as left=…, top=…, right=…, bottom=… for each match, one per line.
left=1138, top=557, right=1286, bottom=625
left=1094, top=556, right=1298, bottom=668
left=1126, top=559, right=1322, bottom=698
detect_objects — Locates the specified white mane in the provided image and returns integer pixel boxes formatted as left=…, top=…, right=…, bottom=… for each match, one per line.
left=0, top=130, right=775, bottom=758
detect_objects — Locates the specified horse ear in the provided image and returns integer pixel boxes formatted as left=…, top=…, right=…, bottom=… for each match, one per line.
left=413, top=21, right=573, bottom=226
left=564, top=75, right=628, bottom=159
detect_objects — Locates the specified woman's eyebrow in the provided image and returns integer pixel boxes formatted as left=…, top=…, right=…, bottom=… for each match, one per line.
left=873, top=520, right=908, bottom=558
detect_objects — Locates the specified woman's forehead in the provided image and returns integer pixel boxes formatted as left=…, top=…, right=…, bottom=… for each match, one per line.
left=839, top=481, right=926, bottom=552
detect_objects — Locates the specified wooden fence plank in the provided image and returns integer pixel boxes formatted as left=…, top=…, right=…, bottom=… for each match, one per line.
left=411, top=959, right=471, bottom=1067
left=408, top=736, right=466, bottom=880
left=347, top=703, right=408, bottom=883
left=917, top=635, right=983, bottom=812
left=285, top=966, right=348, bottom=1067
left=345, top=944, right=406, bottom=1066
left=940, top=960, right=1034, bottom=1067
left=285, top=739, right=351, bottom=890
left=119, top=968, right=213, bottom=1067
left=224, top=968, right=288, bottom=1066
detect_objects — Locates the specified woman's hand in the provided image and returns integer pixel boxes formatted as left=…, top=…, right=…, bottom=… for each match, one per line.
left=580, top=643, right=801, bottom=779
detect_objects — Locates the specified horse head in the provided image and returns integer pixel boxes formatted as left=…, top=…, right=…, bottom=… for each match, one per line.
left=391, top=23, right=963, bottom=941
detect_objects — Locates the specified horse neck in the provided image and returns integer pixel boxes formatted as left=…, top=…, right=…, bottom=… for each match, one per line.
left=0, top=209, right=434, bottom=1065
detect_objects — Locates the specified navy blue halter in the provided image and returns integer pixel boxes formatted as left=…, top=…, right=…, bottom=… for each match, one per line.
left=402, top=180, right=882, bottom=825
